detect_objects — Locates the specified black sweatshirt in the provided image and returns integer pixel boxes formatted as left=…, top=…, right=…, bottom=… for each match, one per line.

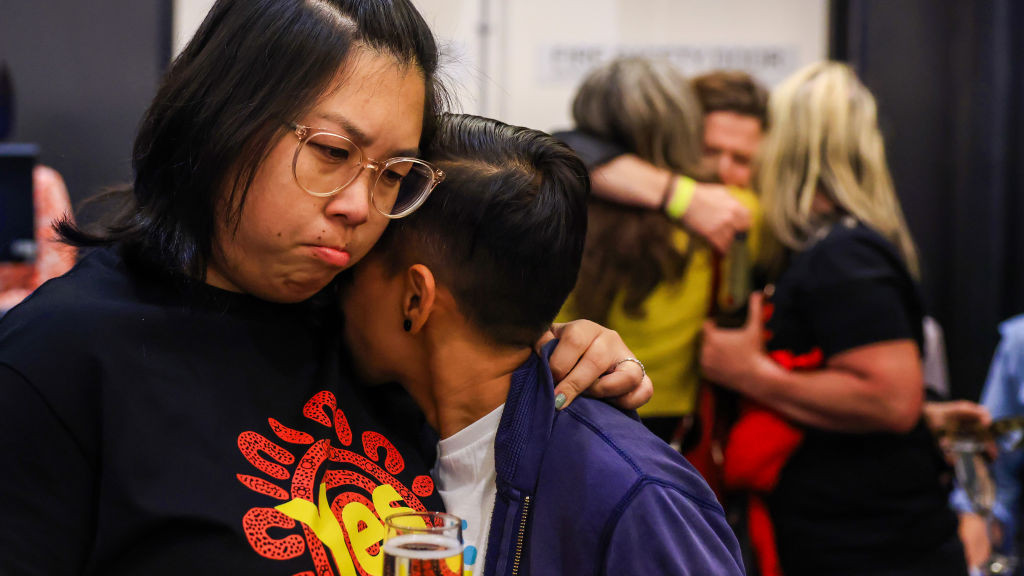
left=0, top=247, right=442, bottom=575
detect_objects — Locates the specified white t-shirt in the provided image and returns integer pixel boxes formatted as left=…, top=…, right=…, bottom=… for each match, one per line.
left=433, top=404, right=504, bottom=576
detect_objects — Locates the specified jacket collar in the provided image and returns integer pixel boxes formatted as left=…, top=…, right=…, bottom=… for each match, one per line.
left=492, top=341, right=558, bottom=499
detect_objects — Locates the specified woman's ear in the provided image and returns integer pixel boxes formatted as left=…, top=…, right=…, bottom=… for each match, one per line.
left=403, top=264, right=436, bottom=334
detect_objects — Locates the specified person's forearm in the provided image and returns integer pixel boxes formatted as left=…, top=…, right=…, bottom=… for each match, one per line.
left=741, top=354, right=923, bottom=433
left=589, top=154, right=674, bottom=210
left=589, top=155, right=751, bottom=253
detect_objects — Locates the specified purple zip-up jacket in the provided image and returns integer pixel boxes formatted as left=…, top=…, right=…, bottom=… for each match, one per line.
left=481, top=343, right=745, bottom=576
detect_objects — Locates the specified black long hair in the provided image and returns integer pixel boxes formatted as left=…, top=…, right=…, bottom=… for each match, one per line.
left=59, top=0, right=443, bottom=281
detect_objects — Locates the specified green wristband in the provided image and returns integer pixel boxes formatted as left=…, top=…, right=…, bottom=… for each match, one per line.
left=665, top=176, right=697, bottom=220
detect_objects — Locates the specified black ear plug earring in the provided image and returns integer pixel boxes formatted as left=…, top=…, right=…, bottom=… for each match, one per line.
left=403, top=319, right=412, bottom=332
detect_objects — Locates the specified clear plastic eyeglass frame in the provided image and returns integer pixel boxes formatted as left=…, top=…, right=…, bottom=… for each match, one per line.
left=287, top=122, right=445, bottom=219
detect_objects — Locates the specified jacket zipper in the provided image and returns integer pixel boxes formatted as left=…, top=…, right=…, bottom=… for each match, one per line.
left=510, top=495, right=531, bottom=576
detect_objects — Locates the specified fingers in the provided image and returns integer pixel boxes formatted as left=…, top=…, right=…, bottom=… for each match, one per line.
left=925, top=400, right=993, bottom=440
left=717, top=201, right=753, bottom=248
left=683, top=183, right=753, bottom=253
left=947, top=399, right=993, bottom=428
left=732, top=202, right=754, bottom=231
left=602, top=373, right=654, bottom=411
left=618, top=375, right=654, bottom=410
left=702, top=319, right=718, bottom=337
left=547, top=319, right=606, bottom=410
left=546, top=320, right=600, bottom=383
left=715, top=203, right=753, bottom=253
left=707, top=227, right=734, bottom=255
left=554, top=357, right=652, bottom=411
left=549, top=320, right=646, bottom=411
left=699, top=315, right=764, bottom=391
left=586, top=358, right=645, bottom=398
left=746, top=292, right=764, bottom=329
left=551, top=353, right=606, bottom=411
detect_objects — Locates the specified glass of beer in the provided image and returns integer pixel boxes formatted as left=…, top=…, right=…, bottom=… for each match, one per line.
left=383, top=511, right=463, bottom=576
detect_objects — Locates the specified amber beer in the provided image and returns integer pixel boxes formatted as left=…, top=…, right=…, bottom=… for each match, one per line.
left=382, top=534, right=463, bottom=576
left=382, top=511, right=463, bottom=576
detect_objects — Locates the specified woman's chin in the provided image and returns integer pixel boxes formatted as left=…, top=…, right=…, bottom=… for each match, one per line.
left=262, top=273, right=336, bottom=303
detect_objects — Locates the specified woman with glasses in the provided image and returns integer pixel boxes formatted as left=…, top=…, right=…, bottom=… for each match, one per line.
left=0, top=2, right=649, bottom=574
left=700, top=62, right=966, bottom=576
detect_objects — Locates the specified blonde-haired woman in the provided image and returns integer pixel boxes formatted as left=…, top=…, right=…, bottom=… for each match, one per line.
left=559, top=56, right=762, bottom=448
left=701, top=62, right=966, bottom=576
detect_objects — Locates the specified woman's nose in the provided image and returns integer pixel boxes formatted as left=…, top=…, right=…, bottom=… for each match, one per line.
left=324, top=169, right=373, bottom=225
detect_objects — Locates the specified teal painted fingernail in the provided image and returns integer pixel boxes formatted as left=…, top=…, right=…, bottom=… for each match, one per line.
left=554, top=393, right=567, bottom=410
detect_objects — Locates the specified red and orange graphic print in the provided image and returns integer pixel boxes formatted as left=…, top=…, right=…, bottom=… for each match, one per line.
left=237, top=390, right=438, bottom=576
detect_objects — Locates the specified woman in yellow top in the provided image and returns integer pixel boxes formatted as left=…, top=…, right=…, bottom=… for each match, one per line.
left=558, top=56, right=762, bottom=443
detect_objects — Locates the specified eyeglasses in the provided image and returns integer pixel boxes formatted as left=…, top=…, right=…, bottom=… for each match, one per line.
left=288, top=123, right=445, bottom=219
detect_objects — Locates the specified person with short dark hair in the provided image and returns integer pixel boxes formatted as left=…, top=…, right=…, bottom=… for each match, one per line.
left=0, top=2, right=650, bottom=574
left=342, top=113, right=745, bottom=576
left=691, top=70, right=768, bottom=189
left=692, top=70, right=769, bottom=125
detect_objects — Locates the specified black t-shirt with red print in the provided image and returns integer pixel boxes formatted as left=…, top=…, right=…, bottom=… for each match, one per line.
left=0, top=247, right=444, bottom=576
left=762, top=219, right=963, bottom=576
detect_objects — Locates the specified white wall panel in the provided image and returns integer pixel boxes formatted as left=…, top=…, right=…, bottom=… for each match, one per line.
left=173, top=0, right=828, bottom=132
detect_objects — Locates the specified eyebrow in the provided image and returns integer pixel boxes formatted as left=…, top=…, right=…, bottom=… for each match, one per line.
left=315, top=111, right=421, bottom=159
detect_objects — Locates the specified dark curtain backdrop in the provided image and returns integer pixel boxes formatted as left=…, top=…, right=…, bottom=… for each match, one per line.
left=831, top=0, right=1024, bottom=401
left=0, top=0, right=172, bottom=210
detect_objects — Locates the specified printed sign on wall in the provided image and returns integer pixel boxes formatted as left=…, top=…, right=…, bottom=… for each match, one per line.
left=537, top=44, right=801, bottom=87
